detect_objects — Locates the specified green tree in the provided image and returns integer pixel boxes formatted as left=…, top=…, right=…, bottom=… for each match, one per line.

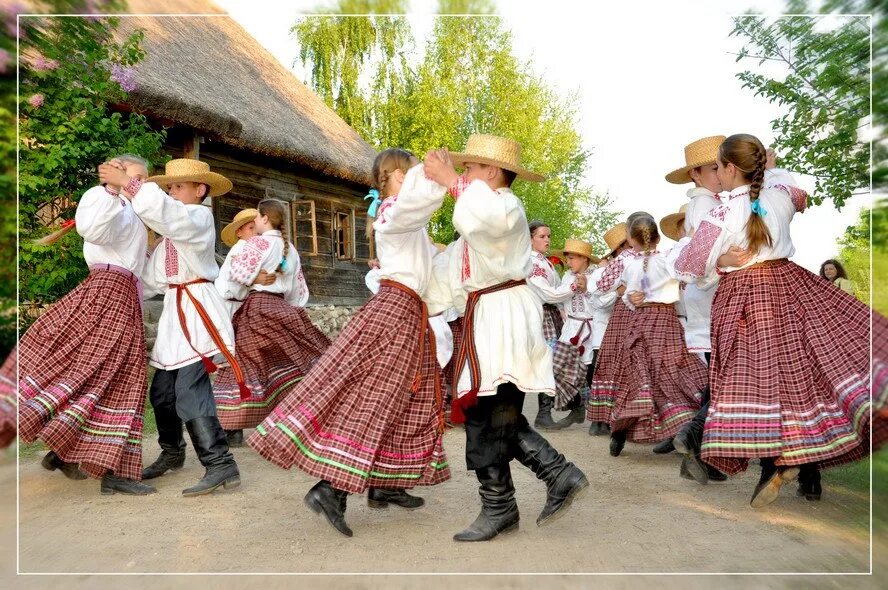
left=731, top=0, right=874, bottom=208
left=16, top=2, right=167, bottom=307
left=293, top=0, right=618, bottom=252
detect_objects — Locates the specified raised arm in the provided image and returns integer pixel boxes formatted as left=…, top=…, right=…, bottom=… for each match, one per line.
left=124, top=179, right=213, bottom=244
left=374, top=164, right=448, bottom=235
left=74, top=186, right=128, bottom=245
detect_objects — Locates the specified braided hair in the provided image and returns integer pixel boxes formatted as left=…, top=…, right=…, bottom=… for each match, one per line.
left=628, top=213, right=659, bottom=275
left=719, top=134, right=771, bottom=254
left=367, top=148, right=418, bottom=239
left=257, top=198, right=290, bottom=273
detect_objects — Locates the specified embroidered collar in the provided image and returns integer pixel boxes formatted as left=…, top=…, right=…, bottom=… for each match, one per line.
left=729, top=185, right=751, bottom=200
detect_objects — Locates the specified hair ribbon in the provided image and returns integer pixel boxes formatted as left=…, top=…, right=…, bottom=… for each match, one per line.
left=750, top=200, right=768, bottom=217
left=365, top=189, right=382, bottom=217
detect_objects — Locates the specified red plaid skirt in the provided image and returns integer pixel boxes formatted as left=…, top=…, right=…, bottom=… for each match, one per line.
left=17, top=268, right=147, bottom=480
left=213, top=292, right=330, bottom=430
left=248, top=282, right=450, bottom=493
left=610, top=304, right=706, bottom=442
left=702, top=261, right=885, bottom=475
left=587, top=298, right=632, bottom=422
left=0, top=350, right=16, bottom=449
left=542, top=303, right=564, bottom=342
left=552, top=341, right=585, bottom=410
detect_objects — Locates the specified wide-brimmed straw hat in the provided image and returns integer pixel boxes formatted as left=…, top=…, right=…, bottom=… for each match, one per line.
left=659, top=204, right=688, bottom=242
left=449, top=134, right=545, bottom=183
left=603, top=222, right=628, bottom=259
left=221, top=208, right=258, bottom=247
left=665, top=135, right=726, bottom=185
left=552, top=239, right=600, bottom=264
left=148, top=158, right=233, bottom=197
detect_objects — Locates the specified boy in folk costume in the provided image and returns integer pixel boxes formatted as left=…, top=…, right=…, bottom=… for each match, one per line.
left=212, top=199, right=330, bottom=444
left=216, top=208, right=259, bottom=317
left=423, top=134, right=588, bottom=542
left=17, top=155, right=155, bottom=495
left=98, top=158, right=244, bottom=497
left=551, top=240, right=613, bottom=429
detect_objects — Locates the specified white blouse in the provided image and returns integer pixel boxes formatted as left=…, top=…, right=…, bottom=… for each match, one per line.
left=622, top=251, right=681, bottom=310
left=684, top=187, right=723, bottom=236
left=76, top=186, right=147, bottom=276
left=558, top=267, right=617, bottom=363
left=373, top=163, right=448, bottom=297
left=226, top=230, right=309, bottom=307
left=669, top=179, right=808, bottom=284
left=449, top=179, right=555, bottom=398
left=527, top=251, right=573, bottom=305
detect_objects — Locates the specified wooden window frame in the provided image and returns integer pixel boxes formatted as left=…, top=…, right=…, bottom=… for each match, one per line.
left=290, top=199, right=319, bottom=257
left=333, top=207, right=356, bottom=261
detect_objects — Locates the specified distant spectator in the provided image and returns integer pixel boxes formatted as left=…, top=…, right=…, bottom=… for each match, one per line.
left=819, top=259, right=854, bottom=295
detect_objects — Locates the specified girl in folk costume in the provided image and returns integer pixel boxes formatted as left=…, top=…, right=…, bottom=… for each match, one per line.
left=526, top=220, right=577, bottom=430
left=248, top=148, right=450, bottom=538
left=0, top=352, right=14, bottom=450
left=670, top=133, right=888, bottom=507
left=607, top=214, right=708, bottom=458
left=424, top=135, right=587, bottom=543
left=17, top=155, right=155, bottom=495
left=215, top=208, right=259, bottom=318
left=586, top=217, right=645, bottom=436
left=550, top=239, right=607, bottom=429
left=212, top=199, right=331, bottom=445
left=98, top=158, right=243, bottom=497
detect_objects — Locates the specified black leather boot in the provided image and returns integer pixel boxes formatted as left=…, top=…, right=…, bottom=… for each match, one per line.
left=41, top=451, right=87, bottom=480
left=512, top=427, right=589, bottom=525
left=453, top=463, right=520, bottom=542
left=100, top=474, right=157, bottom=495
left=554, top=394, right=585, bottom=428
left=142, top=405, right=186, bottom=480
left=534, top=393, right=561, bottom=430
left=609, top=429, right=627, bottom=457
left=751, top=459, right=799, bottom=508
left=181, top=417, right=241, bottom=497
left=367, top=488, right=425, bottom=509
left=652, top=438, right=675, bottom=454
left=305, top=480, right=353, bottom=537
left=588, top=421, right=610, bottom=436
left=797, top=463, right=822, bottom=501
left=225, top=429, right=244, bottom=447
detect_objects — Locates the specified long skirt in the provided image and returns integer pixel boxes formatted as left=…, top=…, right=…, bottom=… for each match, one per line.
left=702, top=260, right=887, bottom=475
left=0, top=351, right=16, bottom=449
left=587, top=299, right=632, bottom=422
left=611, top=304, right=707, bottom=442
left=542, top=303, right=564, bottom=343
left=552, top=341, right=586, bottom=410
left=213, top=292, right=330, bottom=430
left=248, top=281, right=450, bottom=493
left=17, top=268, right=147, bottom=480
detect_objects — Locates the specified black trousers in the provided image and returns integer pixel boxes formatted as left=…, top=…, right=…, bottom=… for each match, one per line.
left=149, top=360, right=217, bottom=422
left=464, top=382, right=534, bottom=470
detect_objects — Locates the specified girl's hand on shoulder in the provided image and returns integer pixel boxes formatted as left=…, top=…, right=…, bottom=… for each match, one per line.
left=718, top=245, right=753, bottom=268
left=252, top=270, right=277, bottom=286
left=628, top=291, right=645, bottom=307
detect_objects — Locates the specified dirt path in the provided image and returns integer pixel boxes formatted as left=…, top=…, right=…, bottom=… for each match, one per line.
left=10, top=401, right=885, bottom=585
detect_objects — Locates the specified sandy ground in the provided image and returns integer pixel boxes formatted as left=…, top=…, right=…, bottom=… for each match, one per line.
left=4, top=400, right=887, bottom=589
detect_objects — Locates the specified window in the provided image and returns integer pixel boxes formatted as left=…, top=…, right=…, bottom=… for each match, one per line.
left=291, top=200, right=319, bottom=256
left=333, top=208, right=355, bottom=260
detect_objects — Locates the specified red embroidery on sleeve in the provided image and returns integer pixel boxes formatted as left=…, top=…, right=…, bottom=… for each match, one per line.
left=461, top=240, right=471, bottom=281
left=375, top=195, right=398, bottom=224
left=449, top=176, right=470, bottom=200
left=673, top=220, right=722, bottom=278
left=774, top=184, right=808, bottom=212
left=709, top=204, right=730, bottom=222
left=164, top=238, right=179, bottom=278
left=530, top=263, right=549, bottom=280
left=595, top=257, right=625, bottom=292
left=124, top=177, right=143, bottom=196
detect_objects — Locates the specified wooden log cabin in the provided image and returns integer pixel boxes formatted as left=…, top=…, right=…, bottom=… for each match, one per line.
left=117, top=1, right=377, bottom=307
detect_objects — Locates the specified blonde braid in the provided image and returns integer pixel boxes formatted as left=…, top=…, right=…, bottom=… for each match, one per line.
left=278, top=238, right=290, bottom=274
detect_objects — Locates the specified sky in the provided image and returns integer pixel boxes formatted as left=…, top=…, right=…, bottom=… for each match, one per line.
left=214, top=0, right=875, bottom=273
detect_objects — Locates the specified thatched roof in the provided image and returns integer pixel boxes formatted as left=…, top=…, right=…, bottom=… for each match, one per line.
left=118, top=0, right=375, bottom=185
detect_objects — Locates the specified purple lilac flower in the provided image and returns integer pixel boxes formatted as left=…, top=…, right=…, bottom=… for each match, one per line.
left=31, top=55, right=59, bottom=71
left=110, top=63, right=137, bottom=93
left=3, top=2, right=28, bottom=39
left=28, top=93, right=44, bottom=108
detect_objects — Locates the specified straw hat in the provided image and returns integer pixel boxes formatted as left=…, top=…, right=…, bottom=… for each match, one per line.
left=148, top=158, right=233, bottom=197
left=665, top=135, right=726, bottom=185
left=449, top=134, right=545, bottom=183
left=659, top=204, right=688, bottom=242
left=221, top=208, right=258, bottom=247
left=603, top=222, right=628, bottom=259
left=552, top=239, right=599, bottom=264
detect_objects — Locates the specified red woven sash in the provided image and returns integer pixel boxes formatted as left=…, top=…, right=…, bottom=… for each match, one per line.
left=169, top=279, right=250, bottom=399
left=450, top=279, right=527, bottom=423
